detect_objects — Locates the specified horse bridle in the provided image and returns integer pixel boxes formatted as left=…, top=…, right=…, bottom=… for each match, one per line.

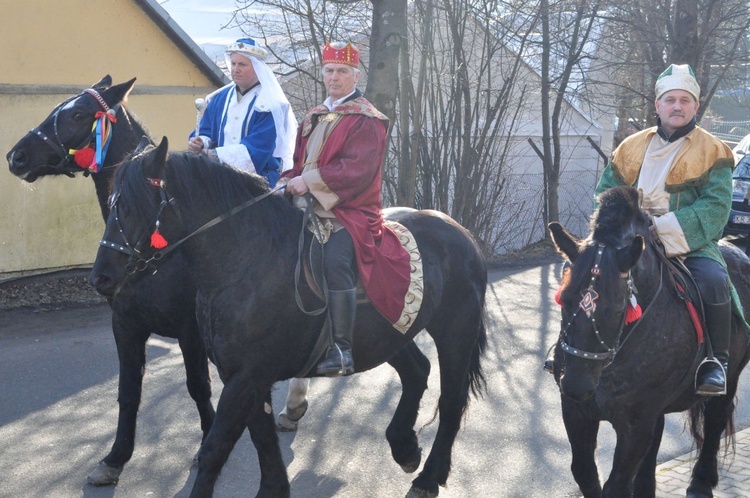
left=558, top=244, right=635, bottom=364
left=100, top=176, right=283, bottom=275
left=99, top=179, right=172, bottom=275
left=28, top=88, right=120, bottom=175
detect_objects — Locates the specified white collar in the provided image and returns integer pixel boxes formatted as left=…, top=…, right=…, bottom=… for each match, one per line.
left=324, top=90, right=356, bottom=111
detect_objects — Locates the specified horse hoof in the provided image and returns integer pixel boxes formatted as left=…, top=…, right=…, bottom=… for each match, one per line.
left=277, top=412, right=300, bottom=432
left=277, top=400, right=308, bottom=432
left=405, top=485, right=438, bottom=498
left=399, top=446, right=422, bottom=473
left=87, top=461, right=123, bottom=486
left=686, top=481, right=713, bottom=498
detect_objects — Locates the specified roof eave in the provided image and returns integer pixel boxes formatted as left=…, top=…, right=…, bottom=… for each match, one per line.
left=134, top=0, right=230, bottom=87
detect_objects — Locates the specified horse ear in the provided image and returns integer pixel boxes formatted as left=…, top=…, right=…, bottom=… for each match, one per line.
left=92, top=75, right=112, bottom=90
left=134, top=136, right=152, bottom=155
left=615, top=235, right=644, bottom=273
left=154, top=136, right=169, bottom=168
left=102, top=77, right=137, bottom=107
left=141, top=137, right=169, bottom=178
left=549, top=222, right=581, bottom=263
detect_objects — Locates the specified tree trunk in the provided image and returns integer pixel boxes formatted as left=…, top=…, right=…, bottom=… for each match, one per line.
left=365, top=0, right=407, bottom=125
left=672, top=0, right=698, bottom=66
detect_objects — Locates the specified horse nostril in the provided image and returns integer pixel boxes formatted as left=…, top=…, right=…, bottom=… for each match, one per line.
left=8, top=149, right=28, bottom=171
left=89, top=274, right=114, bottom=296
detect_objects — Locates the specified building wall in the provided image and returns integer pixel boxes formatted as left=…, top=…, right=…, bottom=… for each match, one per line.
left=0, top=0, right=220, bottom=276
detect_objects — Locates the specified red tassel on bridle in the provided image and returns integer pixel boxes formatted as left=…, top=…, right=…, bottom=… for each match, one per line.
left=151, top=229, right=168, bottom=249
left=150, top=218, right=168, bottom=249
left=625, top=302, right=642, bottom=325
left=554, top=286, right=563, bottom=306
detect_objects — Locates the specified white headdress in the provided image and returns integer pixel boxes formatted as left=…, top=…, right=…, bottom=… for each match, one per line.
left=224, top=38, right=297, bottom=170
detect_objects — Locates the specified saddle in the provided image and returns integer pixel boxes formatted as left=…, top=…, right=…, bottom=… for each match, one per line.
left=299, top=229, right=369, bottom=306
left=650, top=240, right=705, bottom=345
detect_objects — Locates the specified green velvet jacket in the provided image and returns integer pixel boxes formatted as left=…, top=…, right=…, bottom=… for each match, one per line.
left=595, top=125, right=734, bottom=265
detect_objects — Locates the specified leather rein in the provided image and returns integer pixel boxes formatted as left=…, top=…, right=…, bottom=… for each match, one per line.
left=100, top=178, right=285, bottom=274
left=100, top=181, right=328, bottom=320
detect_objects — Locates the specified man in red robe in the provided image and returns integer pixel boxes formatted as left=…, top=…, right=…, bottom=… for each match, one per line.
left=279, top=42, right=413, bottom=376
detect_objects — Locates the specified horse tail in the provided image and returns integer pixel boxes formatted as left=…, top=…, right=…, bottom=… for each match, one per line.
left=467, top=299, right=488, bottom=399
left=688, top=397, right=737, bottom=455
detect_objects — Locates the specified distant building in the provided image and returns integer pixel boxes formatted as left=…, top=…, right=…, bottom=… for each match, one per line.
left=0, top=0, right=228, bottom=277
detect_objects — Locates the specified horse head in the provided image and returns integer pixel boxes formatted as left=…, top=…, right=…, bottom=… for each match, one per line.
left=89, top=136, right=171, bottom=297
left=549, top=186, right=648, bottom=401
left=7, top=75, right=136, bottom=182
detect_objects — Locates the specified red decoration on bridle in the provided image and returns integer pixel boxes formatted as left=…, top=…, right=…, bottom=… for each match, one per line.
left=151, top=225, right=169, bottom=249
left=553, top=261, right=642, bottom=325
left=73, top=147, right=96, bottom=168
left=146, top=177, right=169, bottom=249
left=69, top=90, right=118, bottom=173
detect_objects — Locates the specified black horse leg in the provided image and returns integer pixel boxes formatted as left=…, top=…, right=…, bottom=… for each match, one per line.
left=247, top=390, right=290, bottom=498
left=385, top=340, right=431, bottom=473
left=177, top=331, right=216, bottom=443
left=633, top=414, right=665, bottom=497
left=603, top=414, right=661, bottom=498
left=88, top=320, right=148, bottom=486
left=687, top=383, right=739, bottom=497
left=561, top=397, right=602, bottom=498
left=410, top=311, right=482, bottom=497
left=191, top=378, right=280, bottom=497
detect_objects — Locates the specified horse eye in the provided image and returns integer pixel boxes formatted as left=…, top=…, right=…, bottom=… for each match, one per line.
left=72, top=111, right=86, bottom=121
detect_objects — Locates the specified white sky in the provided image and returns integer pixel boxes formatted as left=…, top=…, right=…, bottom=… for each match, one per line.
left=158, top=0, right=248, bottom=64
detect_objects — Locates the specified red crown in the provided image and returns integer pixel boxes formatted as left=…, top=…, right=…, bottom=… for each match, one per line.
left=322, top=42, right=360, bottom=67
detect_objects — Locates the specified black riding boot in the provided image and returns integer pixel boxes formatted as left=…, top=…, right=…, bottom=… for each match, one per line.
left=316, top=288, right=356, bottom=377
left=696, top=300, right=731, bottom=396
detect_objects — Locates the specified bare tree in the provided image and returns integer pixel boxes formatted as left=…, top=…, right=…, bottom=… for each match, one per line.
left=388, top=0, right=538, bottom=252
left=596, top=0, right=750, bottom=134
left=231, top=0, right=641, bottom=255
left=229, top=0, right=539, bottom=254
left=365, top=0, right=407, bottom=124
left=536, top=0, right=602, bottom=225
left=231, top=0, right=372, bottom=111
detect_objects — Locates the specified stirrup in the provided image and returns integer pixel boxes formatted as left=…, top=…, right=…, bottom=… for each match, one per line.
left=694, top=357, right=727, bottom=396
left=332, top=343, right=347, bottom=376
left=317, top=344, right=353, bottom=377
left=543, top=358, right=554, bottom=373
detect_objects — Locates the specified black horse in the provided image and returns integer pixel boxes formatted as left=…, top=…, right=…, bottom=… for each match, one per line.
left=89, top=137, right=488, bottom=498
left=5, top=76, right=216, bottom=485
left=6, top=75, right=432, bottom=483
left=549, top=186, right=750, bottom=497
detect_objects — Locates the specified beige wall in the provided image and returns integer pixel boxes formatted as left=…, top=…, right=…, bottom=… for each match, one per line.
left=1, top=0, right=222, bottom=276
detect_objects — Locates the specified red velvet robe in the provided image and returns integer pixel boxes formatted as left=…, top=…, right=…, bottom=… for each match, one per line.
left=280, top=97, right=412, bottom=326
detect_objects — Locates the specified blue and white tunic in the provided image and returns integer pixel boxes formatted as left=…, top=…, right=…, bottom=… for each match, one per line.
left=192, top=83, right=284, bottom=187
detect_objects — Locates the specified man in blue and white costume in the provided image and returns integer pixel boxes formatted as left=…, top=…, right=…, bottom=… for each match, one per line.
left=188, top=38, right=297, bottom=187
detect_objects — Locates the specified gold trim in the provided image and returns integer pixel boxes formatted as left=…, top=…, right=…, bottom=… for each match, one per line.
left=384, top=220, right=424, bottom=334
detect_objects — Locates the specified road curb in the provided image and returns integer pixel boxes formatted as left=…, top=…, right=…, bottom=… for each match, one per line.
left=656, top=425, right=750, bottom=497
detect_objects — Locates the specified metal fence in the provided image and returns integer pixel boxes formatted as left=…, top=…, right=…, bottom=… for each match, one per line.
left=706, top=119, right=750, bottom=144
left=490, top=168, right=598, bottom=254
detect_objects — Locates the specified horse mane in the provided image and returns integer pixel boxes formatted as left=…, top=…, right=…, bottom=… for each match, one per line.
left=590, top=186, right=646, bottom=247
left=115, top=151, right=300, bottom=245
left=560, top=186, right=648, bottom=303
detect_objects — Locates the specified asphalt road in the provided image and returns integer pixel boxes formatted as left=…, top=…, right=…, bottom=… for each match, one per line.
left=2, top=261, right=750, bottom=498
